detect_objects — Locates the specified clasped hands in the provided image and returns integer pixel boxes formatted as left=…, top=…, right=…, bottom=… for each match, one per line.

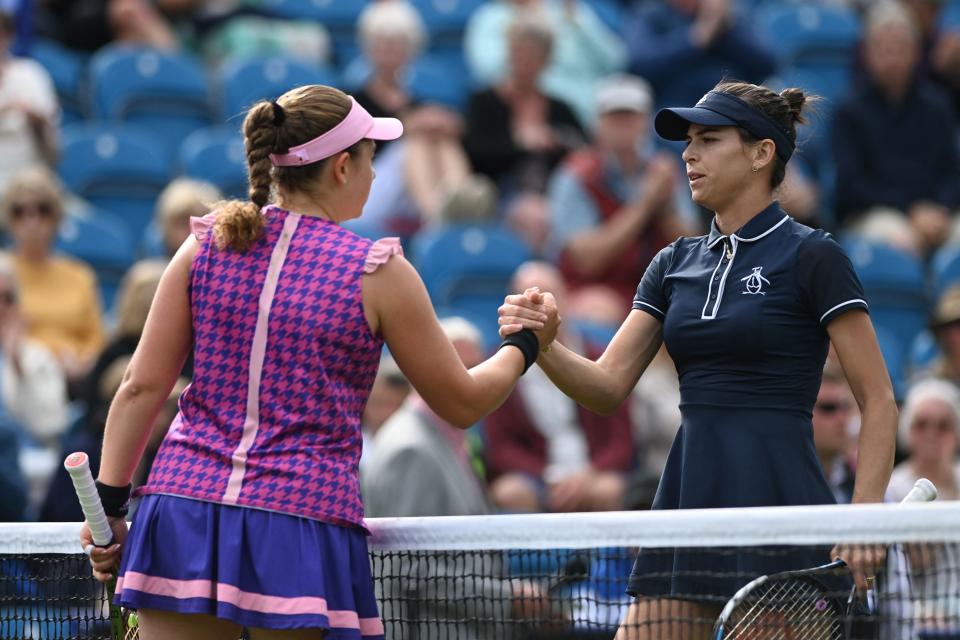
left=498, top=286, right=562, bottom=353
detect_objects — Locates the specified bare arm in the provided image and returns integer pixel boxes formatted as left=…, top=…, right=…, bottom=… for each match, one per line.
left=501, top=296, right=663, bottom=415
left=97, top=240, right=196, bottom=487
left=363, top=255, right=553, bottom=428
left=828, top=311, right=897, bottom=503
left=563, top=198, right=658, bottom=277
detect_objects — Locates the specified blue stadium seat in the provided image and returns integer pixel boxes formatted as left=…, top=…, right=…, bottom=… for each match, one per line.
left=931, top=244, right=960, bottom=298
left=258, top=0, right=370, bottom=65
left=409, top=53, right=471, bottom=110
left=58, top=123, right=173, bottom=240
left=841, top=236, right=930, bottom=371
left=56, top=207, right=136, bottom=311
left=218, top=56, right=340, bottom=122
left=874, top=324, right=906, bottom=402
left=88, top=46, right=212, bottom=155
left=29, top=38, right=86, bottom=124
left=910, top=329, right=940, bottom=375
left=757, top=4, right=861, bottom=68
left=410, top=0, right=485, bottom=50
left=580, top=0, right=627, bottom=34
left=412, top=224, right=532, bottom=344
left=179, top=126, right=248, bottom=200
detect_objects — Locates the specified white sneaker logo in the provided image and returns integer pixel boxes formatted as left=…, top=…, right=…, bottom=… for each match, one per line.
left=741, top=266, right=770, bottom=295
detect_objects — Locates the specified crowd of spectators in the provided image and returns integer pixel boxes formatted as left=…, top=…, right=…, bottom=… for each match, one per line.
left=0, top=0, right=959, bottom=539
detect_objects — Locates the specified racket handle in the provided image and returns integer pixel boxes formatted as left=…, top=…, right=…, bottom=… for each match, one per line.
left=902, top=477, right=938, bottom=504
left=64, top=452, right=114, bottom=547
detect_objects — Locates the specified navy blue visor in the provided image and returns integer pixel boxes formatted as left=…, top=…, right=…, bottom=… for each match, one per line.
left=654, top=91, right=795, bottom=163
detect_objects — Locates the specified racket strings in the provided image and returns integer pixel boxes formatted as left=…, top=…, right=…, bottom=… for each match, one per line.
left=724, top=578, right=843, bottom=639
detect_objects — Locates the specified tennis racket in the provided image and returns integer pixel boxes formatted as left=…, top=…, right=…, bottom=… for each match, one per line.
left=713, top=478, right=939, bottom=640
left=64, top=451, right=139, bottom=640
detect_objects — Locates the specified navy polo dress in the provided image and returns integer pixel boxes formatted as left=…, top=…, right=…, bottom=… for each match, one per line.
left=627, top=202, right=868, bottom=602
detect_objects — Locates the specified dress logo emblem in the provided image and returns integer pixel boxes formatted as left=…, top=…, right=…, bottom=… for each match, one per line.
left=741, top=266, right=770, bottom=295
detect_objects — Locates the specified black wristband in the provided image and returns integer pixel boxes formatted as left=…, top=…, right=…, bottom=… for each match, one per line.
left=498, top=329, right=539, bottom=374
left=96, top=481, right=132, bottom=518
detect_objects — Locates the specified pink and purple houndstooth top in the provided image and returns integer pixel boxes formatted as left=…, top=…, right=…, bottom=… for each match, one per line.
left=139, top=205, right=401, bottom=528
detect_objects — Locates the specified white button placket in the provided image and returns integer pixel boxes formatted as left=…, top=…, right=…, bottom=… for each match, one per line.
left=701, top=236, right=738, bottom=320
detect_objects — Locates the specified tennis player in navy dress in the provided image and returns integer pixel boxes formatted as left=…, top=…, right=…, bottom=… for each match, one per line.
left=500, top=80, right=898, bottom=639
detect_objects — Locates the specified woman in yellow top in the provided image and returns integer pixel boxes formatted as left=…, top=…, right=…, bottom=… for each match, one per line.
left=2, top=167, right=104, bottom=382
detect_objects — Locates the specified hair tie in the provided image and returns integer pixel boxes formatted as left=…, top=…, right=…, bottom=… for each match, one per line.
left=271, top=101, right=285, bottom=126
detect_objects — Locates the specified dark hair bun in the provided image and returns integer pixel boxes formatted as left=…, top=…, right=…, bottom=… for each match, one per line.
left=779, top=88, right=808, bottom=125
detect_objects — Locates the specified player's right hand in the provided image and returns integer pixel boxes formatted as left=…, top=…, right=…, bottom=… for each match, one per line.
left=499, top=287, right=548, bottom=336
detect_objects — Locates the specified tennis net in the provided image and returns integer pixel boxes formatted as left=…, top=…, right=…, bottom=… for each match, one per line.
left=1, top=502, right=959, bottom=639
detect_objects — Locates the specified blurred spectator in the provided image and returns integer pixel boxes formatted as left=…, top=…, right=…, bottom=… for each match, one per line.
left=351, top=1, right=476, bottom=232
left=37, top=0, right=177, bottom=52
left=888, top=378, right=960, bottom=501
left=365, top=316, right=490, bottom=518
left=505, top=191, right=551, bottom=257
left=485, top=262, right=634, bottom=513
left=834, top=1, right=960, bottom=256
left=359, top=353, right=410, bottom=477
left=79, top=259, right=176, bottom=438
left=813, top=363, right=858, bottom=504
left=464, top=12, right=586, bottom=195
left=925, top=285, right=960, bottom=384
left=0, top=10, right=58, bottom=194
left=364, top=316, right=550, bottom=639
left=0, top=411, right=25, bottom=521
left=624, top=0, right=776, bottom=110
left=0, top=253, right=68, bottom=517
left=464, top=0, right=628, bottom=124
left=903, top=0, right=960, bottom=114
left=547, top=74, right=695, bottom=312
left=3, top=167, right=104, bottom=384
left=154, top=178, right=221, bottom=258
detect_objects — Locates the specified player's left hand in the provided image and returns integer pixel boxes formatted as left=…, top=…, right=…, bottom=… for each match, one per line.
left=80, top=516, right=128, bottom=583
left=499, top=287, right=549, bottom=336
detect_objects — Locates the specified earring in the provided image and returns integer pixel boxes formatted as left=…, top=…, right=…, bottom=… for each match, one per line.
left=751, top=166, right=760, bottom=173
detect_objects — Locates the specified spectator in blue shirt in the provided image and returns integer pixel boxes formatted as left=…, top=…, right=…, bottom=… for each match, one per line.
left=833, top=1, right=960, bottom=256
left=624, top=0, right=777, bottom=111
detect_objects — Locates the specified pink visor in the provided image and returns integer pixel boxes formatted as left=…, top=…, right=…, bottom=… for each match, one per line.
left=269, top=97, right=403, bottom=167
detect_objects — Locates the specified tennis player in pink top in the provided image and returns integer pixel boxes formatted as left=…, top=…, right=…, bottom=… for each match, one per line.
left=79, top=84, right=559, bottom=640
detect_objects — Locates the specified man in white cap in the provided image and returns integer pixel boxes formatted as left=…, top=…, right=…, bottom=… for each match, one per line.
left=546, top=73, right=697, bottom=320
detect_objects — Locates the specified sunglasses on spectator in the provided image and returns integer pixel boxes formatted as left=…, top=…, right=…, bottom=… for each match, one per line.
left=814, top=400, right=851, bottom=414
left=10, top=201, right=55, bottom=220
left=912, top=417, right=955, bottom=435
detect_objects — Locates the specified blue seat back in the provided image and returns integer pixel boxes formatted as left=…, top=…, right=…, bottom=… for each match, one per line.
left=89, top=47, right=212, bottom=151
left=179, top=125, right=248, bottom=200
left=758, top=4, right=861, bottom=67
left=29, top=38, right=86, bottom=124
left=56, top=208, right=136, bottom=310
left=842, top=236, right=929, bottom=367
left=58, top=123, right=172, bottom=239
left=258, top=0, right=370, bottom=64
left=412, top=224, right=532, bottom=344
left=218, top=56, right=340, bottom=121
left=931, top=244, right=960, bottom=298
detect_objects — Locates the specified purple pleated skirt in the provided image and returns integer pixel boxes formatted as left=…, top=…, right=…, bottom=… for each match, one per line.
left=115, top=494, right=384, bottom=638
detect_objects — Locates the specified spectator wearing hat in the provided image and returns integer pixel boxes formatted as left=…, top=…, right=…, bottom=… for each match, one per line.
left=921, top=284, right=960, bottom=385
left=546, top=74, right=697, bottom=316
left=833, top=1, right=960, bottom=256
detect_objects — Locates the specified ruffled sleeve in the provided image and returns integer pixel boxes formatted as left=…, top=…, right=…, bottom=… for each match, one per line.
left=189, top=212, right=217, bottom=243
left=364, top=237, right=404, bottom=274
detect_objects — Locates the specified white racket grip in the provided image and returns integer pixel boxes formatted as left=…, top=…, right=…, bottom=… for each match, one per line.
left=901, top=477, right=938, bottom=504
left=64, top=452, right=113, bottom=547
